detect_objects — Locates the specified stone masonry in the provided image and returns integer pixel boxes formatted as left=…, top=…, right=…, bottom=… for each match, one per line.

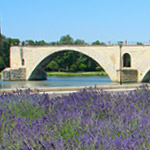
left=2, top=67, right=26, bottom=81
left=117, top=69, right=138, bottom=83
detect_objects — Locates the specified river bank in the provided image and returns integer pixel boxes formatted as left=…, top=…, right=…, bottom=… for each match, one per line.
left=46, top=71, right=107, bottom=76
left=0, top=71, right=107, bottom=78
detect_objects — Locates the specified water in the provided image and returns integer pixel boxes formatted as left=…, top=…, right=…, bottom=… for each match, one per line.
left=0, top=76, right=112, bottom=89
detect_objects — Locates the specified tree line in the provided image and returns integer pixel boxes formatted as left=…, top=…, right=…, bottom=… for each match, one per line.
left=21, top=34, right=106, bottom=46
left=45, top=51, right=103, bottom=72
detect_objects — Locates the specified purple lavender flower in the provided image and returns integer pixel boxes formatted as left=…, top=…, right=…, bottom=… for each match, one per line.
left=0, top=86, right=150, bottom=149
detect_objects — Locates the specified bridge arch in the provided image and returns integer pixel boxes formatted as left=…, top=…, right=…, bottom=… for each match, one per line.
left=28, top=48, right=112, bottom=80
left=141, top=68, right=150, bottom=82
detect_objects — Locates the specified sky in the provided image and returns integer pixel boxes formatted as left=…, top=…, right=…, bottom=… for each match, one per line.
left=1, top=0, right=150, bottom=44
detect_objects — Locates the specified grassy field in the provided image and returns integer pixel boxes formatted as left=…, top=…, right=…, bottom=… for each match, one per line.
left=46, top=71, right=107, bottom=76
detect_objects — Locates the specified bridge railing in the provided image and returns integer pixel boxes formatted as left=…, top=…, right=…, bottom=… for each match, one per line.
left=106, top=41, right=150, bottom=46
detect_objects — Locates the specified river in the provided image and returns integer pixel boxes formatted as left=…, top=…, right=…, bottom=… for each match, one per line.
left=0, top=76, right=112, bottom=89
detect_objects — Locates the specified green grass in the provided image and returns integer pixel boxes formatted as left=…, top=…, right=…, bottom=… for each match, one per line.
left=0, top=71, right=107, bottom=78
left=46, top=71, right=107, bottom=77
left=7, top=100, right=45, bottom=119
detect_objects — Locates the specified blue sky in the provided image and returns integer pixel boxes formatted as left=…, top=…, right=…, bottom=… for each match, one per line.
left=1, top=0, right=150, bottom=44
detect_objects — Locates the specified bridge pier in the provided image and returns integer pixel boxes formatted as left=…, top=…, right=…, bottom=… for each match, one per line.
left=1, top=67, right=47, bottom=81
left=1, top=67, right=26, bottom=81
left=116, top=69, right=138, bottom=83
left=28, top=69, right=47, bottom=80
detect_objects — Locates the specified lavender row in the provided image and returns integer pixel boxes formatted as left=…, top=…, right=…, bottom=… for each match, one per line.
left=0, top=86, right=150, bottom=149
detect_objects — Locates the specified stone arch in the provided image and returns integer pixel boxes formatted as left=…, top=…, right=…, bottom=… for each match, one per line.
left=123, top=53, right=131, bottom=67
left=141, top=69, right=150, bottom=82
left=28, top=49, right=112, bottom=80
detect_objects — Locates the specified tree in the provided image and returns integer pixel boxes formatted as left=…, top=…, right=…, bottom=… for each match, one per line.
left=35, top=40, right=47, bottom=46
left=59, top=34, right=74, bottom=45
left=21, top=41, right=25, bottom=46
left=79, top=63, right=86, bottom=71
left=25, top=40, right=35, bottom=45
left=91, top=40, right=101, bottom=45
left=92, top=40, right=106, bottom=45
left=49, top=41, right=59, bottom=45
left=137, top=42, right=143, bottom=45
left=7, top=38, right=20, bottom=46
left=0, top=35, right=10, bottom=69
left=0, top=57, right=5, bottom=71
left=48, top=50, right=101, bottom=72
left=100, top=42, right=106, bottom=45
left=74, top=39, right=87, bottom=45
left=46, top=60, right=59, bottom=71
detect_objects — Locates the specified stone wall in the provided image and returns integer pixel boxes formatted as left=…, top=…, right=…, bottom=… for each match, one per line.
left=1, top=67, right=26, bottom=81
left=117, top=69, right=138, bottom=83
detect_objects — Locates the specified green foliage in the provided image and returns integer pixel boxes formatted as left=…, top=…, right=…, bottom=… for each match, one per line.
left=92, top=40, right=101, bottom=45
left=7, top=100, right=45, bottom=119
left=137, top=42, right=143, bottom=45
left=100, top=42, right=106, bottom=45
left=21, top=40, right=48, bottom=46
left=59, top=34, right=74, bottom=45
left=46, top=60, right=59, bottom=71
left=35, top=40, right=47, bottom=46
left=74, top=39, right=87, bottom=45
left=92, top=40, right=106, bottom=45
left=0, top=57, right=5, bottom=70
left=0, top=35, right=10, bottom=69
left=49, top=41, right=59, bottom=45
left=79, top=63, right=86, bottom=71
left=58, top=120, right=80, bottom=143
left=25, top=40, right=35, bottom=45
left=7, top=38, right=20, bottom=46
left=45, top=51, right=103, bottom=72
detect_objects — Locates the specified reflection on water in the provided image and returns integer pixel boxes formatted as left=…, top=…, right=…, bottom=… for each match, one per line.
left=0, top=76, right=112, bottom=89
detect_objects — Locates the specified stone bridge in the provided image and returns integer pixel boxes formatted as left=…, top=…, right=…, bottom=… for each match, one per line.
left=2, top=45, right=150, bottom=82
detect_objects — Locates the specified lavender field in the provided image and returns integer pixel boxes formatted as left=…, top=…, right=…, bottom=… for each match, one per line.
left=0, top=85, right=150, bottom=149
